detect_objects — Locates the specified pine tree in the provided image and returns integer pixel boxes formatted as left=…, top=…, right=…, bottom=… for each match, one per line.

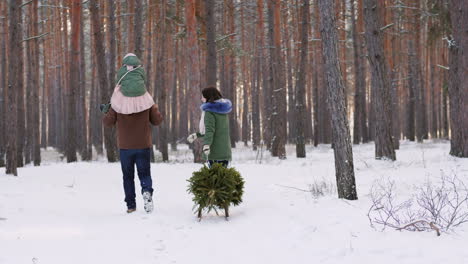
left=317, top=0, right=358, bottom=200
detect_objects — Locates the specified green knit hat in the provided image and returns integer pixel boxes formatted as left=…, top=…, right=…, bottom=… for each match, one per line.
left=117, top=53, right=147, bottom=97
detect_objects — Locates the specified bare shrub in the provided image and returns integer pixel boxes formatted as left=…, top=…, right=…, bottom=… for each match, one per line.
left=368, top=171, right=468, bottom=236
left=308, top=179, right=337, bottom=198
left=277, top=178, right=336, bottom=199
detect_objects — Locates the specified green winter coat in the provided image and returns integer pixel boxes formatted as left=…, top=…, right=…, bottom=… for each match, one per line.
left=116, top=55, right=147, bottom=97
left=198, top=111, right=232, bottom=161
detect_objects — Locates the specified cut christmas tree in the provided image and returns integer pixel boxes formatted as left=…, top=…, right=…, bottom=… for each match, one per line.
left=187, top=163, right=245, bottom=221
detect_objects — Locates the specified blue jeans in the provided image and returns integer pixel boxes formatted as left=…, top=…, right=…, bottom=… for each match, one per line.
left=120, top=148, right=153, bottom=209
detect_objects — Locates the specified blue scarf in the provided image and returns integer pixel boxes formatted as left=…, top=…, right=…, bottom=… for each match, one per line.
left=200, top=99, right=232, bottom=114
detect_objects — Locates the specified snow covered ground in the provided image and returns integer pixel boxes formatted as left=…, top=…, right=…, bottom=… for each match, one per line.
left=1, top=141, right=467, bottom=264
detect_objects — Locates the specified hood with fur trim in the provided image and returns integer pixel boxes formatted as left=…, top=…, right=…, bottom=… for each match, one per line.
left=200, top=99, right=232, bottom=114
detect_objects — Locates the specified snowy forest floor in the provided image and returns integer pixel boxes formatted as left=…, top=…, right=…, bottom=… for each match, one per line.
left=1, top=141, right=467, bottom=264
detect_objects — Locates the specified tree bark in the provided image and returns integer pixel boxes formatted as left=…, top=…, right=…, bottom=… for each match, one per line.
left=0, top=0, right=6, bottom=167
left=156, top=0, right=168, bottom=161
left=351, top=0, right=367, bottom=144
left=90, top=0, right=117, bottom=162
left=363, top=0, right=396, bottom=160
left=205, top=0, right=217, bottom=87
left=6, top=0, right=22, bottom=175
left=295, top=0, right=309, bottom=158
left=317, top=0, right=357, bottom=200
left=66, top=0, right=81, bottom=163
left=268, top=0, right=286, bottom=159
left=185, top=0, right=203, bottom=163
left=251, top=0, right=263, bottom=151
left=447, top=0, right=468, bottom=157
left=134, top=0, right=144, bottom=57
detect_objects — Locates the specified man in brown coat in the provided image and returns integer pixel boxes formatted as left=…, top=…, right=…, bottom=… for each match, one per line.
left=102, top=53, right=163, bottom=214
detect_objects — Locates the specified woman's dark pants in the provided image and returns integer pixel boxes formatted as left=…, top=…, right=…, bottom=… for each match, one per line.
left=208, top=160, right=229, bottom=168
left=120, top=148, right=153, bottom=209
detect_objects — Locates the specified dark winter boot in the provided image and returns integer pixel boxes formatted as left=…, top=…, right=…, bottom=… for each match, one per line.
left=143, top=191, right=153, bottom=213
left=127, top=208, right=136, bottom=214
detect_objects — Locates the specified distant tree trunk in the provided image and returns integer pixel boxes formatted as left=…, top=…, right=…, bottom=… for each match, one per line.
left=78, top=4, right=89, bottom=160
left=226, top=0, right=238, bottom=148
left=134, top=0, right=144, bottom=57
left=127, top=0, right=135, bottom=53
left=405, top=41, right=416, bottom=141
left=25, top=15, right=33, bottom=165
left=317, top=0, right=357, bottom=200
left=66, top=0, right=81, bottom=163
left=295, top=0, right=309, bottom=158
left=205, top=0, right=217, bottom=87
left=441, top=72, right=449, bottom=139
left=0, top=0, right=7, bottom=167
left=6, top=0, right=21, bottom=176
left=170, top=57, right=178, bottom=151
left=178, top=39, right=188, bottom=140
left=389, top=4, right=400, bottom=149
left=156, top=0, right=168, bottom=161
left=363, top=0, right=396, bottom=160
left=268, top=0, right=286, bottom=159
left=283, top=3, right=295, bottom=144
left=60, top=0, right=69, bottom=153
left=108, top=0, right=117, bottom=92
left=16, top=8, right=25, bottom=168
left=413, top=6, right=425, bottom=143
left=351, top=0, right=367, bottom=144
left=90, top=0, right=118, bottom=162
left=429, top=47, right=437, bottom=138
left=312, top=16, right=320, bottom=147
left=240, top=4, right=250, bottom=146
left=447, top=0, right=468, bottom=157
left=32, top=0, right=41, bottom=165
left=251, top=0, right=263, bottom=151
left=185, top=0, right=203, bottom=163
left=90, top=60, right=103, bottom=155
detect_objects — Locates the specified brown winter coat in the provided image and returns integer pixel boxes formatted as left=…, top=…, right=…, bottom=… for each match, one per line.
left=102, top=105, right=163, bottom=149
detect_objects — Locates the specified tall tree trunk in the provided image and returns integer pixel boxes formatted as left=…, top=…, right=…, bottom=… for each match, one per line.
left=134, top=0, right=144, bottom=57
left=317, top=0, right=357, bottom=200
left=268, top=0, right=286, bottom=159
left=16, top=7, right=25, bottom=168
left=447, top=0, right=468, bottom=157
left=66, top=0, right=81, bottom=162
left=351, top=0, right=367, bottom=144
left=283, top=2, right=295, bottom=144
left=185, top=0, right=203, bottom=162
left=156, top=0, right=169, bottom=161
left=240, top=3, right=250, bottom=146
left=251, top=0, right=263, bottom=151
left=90, top=0, right=117, bottom=162
left=31, top=0, right=41, bottom=165
left=0, top=0, right=6, bottom=167
left=363, top=0, right=396, bottom=160
left=79, top=2, right=89, bottom=160
left=226, top=0, right=238, bottom=148
left=6, top=0, right=22, bottom=175
left=295, top=0, right=309, bottom=158
left=205, top=0, right=217, bottom=87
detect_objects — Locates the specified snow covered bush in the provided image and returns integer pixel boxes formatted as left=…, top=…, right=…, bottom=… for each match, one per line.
left=308, top=179, right=337, bottom=198
left=368, top=172, right=468, bottom=236
left=187, top=163, right=245, bottom=218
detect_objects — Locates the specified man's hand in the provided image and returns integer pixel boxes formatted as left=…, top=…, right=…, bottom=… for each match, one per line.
left=203, top=145, right=210, bottom=156
left=187, top=133, right=198, bottom=143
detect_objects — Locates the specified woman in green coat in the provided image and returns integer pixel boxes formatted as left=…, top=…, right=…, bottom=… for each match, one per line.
left=187, top=87, right=232, bottom=167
